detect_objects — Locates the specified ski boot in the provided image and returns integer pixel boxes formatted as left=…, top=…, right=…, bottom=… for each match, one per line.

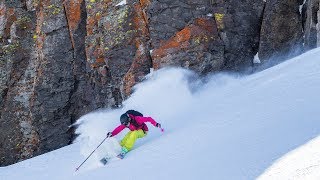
left=117, top=147, right=129, bottom=159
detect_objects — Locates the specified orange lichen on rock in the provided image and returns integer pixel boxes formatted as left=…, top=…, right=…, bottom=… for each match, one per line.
left=86, top=16, right=96, bottom=35
left=134, top=39, right=143, bottom=56
left=139, top=0, right=151, bottom=8
left=64, top=0, right=83, bottom=31
left=152, top=27, right=191, bottom=59
left=87, top=44, right=106, bottom=68
left=138, top=0, right=151, bottom=24
left=152, top=17, right=218, bottom=70
left=64, top=0, right=83, bottom=51
left=96, top=57, right=105, bottom=64
left=123, top=72, right=135, bottom=96
left=132, top=3, right=149, bottom=59
left=174, top=28, right=192, bottom=44
left=195, top=18, right=214, bottom=32
left=3, top=8, right=16, bottom=38
left=133, top=3, right=149, bottom=36
left=121, top=0, right=153, bottom=97
left=0, top=4, right=5, bottom=16
left=35, top=5, right=45, bottom=50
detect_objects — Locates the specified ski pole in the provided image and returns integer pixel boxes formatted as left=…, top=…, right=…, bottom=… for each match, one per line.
left=75, top=135, right=109, bottom=171
left=156, top=123, right=164, bottom=132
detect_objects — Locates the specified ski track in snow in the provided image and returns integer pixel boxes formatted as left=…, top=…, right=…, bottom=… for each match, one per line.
left=0, top=48, right=320, bottom=180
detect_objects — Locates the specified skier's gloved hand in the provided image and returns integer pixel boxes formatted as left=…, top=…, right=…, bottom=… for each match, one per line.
left=156, top=123, right=161, bottom=128
left=107, top=132, right=112, bottom=138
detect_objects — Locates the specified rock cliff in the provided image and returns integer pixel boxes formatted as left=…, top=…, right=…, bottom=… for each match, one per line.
left=0, top=0, right=319, bottom=166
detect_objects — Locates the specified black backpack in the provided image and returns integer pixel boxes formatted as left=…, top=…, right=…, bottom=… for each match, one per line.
left=126, top=110, right=146, bottom=129
left=126, top=110, right=143, bottom=117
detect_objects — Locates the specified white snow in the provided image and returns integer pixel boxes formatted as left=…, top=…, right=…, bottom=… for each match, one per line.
left=1, top=48, right=320, bottom=180
left=253, top=52, right=261, bottom=63
left=258, top=136, right=320, bottom=180
left=115, top=0, right=127, bottom=7
left=299, top=0, right=307, bottom=14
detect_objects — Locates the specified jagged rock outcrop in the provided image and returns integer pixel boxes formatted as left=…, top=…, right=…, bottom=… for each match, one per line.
left=148, top=1, right=225, bottom=73
left=149, top=0, right=265, bottom=72
left=151, top=17, right=225, bottom=74
left=302, top=0, right=320, bottom=50
left=258, top=0, right=304, bottom=63
left=0, top=0, right=319, bottom=166
left=0, top=1, right=40, bottom=165
left=0, top=0, right=97, bottom=166
left=211, top=0, right=265, bottom=71
left=84, top=0, right=152, bottom=98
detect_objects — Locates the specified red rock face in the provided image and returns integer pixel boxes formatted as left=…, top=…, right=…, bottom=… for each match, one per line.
left=123, top=1, right=152, bottom=97
left=64, top=0, right=83, bottom=49
left=151, top=18, right=224, bottom=74
left=0, top=0, right=318, bottom=166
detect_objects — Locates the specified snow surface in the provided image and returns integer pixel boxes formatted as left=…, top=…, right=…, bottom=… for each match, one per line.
left=299, top=0, right=307, bottom=15
left=115, top=0, right=127, bottom=7
left=258, top=136, right=320, bottom=180
left=253, top=52, right=261, bottom=64
left=1, top=48, right=320, bottom=180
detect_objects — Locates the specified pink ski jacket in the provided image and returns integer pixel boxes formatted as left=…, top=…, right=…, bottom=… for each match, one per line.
left=111, top=114, right=158, bottom=136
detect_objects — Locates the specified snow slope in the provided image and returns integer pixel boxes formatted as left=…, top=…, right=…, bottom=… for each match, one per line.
left=258, top=136, right=320, bottom=180
left=1, top=48, right=320, bottom=180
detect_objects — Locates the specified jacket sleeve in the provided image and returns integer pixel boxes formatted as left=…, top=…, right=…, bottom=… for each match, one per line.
left=111, top=124, right=126, bottom=136
left=135, top=116, right=158, bottom=127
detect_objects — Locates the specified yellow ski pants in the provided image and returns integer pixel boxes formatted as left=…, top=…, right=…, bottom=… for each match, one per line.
left=120, top=129, right=146, bottom=151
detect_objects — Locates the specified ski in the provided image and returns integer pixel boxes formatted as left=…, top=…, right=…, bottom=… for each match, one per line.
left=116, top=153, right=125, bottom=159
left=100, top=156, right=111, bottom=165
left=100, top=157, right=108, bottom=165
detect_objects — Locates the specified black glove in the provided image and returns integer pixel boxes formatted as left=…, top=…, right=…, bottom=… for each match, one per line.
left=156, top=123, right=161, bottom=128
left=107, top=132, right=112, bottom=137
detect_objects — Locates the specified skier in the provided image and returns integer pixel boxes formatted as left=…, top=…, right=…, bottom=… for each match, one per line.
left=105, top=110, right=162, bottom=160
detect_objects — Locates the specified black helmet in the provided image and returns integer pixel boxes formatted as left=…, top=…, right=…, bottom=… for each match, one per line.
left=120, top=113, right=130, bottom=126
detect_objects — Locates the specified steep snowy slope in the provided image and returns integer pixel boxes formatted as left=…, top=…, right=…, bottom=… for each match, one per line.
left=0, top=48, right=320, bottom=180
